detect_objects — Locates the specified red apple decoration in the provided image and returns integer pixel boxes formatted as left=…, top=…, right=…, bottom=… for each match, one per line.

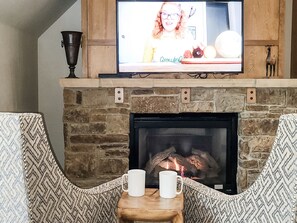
left=192, top=47, right=204, bottom=58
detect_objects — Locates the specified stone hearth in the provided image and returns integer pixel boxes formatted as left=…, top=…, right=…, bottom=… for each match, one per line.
left=62, top=82, right=297, bottom=192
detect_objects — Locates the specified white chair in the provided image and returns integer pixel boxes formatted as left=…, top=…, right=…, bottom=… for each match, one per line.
left=0, top=113, right=122, bottom=223
left=183, top=114, right=297, bottom=223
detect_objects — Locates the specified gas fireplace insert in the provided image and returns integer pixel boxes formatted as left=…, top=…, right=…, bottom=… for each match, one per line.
left=129, top=113, right=238, bottom=194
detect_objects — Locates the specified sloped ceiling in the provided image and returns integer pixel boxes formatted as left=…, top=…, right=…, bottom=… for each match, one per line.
left=0, top=0, right=77, bottom=36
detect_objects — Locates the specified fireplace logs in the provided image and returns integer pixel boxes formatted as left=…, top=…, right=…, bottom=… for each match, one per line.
left=145, top=146, right=176, bottom=174
left=145, top=146, right=221, bottom=180
left=168, top=154, right=198, bottom=175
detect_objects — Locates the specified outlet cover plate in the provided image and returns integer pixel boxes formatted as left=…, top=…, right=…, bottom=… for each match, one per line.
left=115, top=88, right=124, bottom=103
left=181, top=88, right=190, bottom=103
left=247, top=88, right=256, bottom=104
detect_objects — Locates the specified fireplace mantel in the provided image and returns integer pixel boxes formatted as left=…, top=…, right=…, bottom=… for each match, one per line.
left=60, top=78, right=297, bottom=89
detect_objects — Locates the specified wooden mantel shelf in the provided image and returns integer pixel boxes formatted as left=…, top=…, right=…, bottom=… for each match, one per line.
left=59, top=78, right=297, bottom=89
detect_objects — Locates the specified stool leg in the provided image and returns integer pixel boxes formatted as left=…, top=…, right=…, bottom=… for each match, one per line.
left=172, top=211, right=184, bottom=223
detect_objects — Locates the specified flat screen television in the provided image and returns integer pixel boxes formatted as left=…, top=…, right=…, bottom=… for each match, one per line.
left=116, top=0, right=243, bottom=76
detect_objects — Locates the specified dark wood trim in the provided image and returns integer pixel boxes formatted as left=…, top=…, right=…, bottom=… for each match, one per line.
left=244, top=40, right=279, bottom=46
left=82, top=0, right=89, bottom=77
left=291, top=1, right=297, bottom=78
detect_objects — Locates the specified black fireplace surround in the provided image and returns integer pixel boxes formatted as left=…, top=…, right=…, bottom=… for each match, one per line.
left=129, top=112, right=238, bottom=194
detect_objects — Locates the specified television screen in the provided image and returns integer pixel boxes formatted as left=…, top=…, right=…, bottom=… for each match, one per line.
left=116, top=0, right=243, bottom=75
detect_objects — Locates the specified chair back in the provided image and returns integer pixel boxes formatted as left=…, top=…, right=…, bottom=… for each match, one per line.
left=183, top=114, right=297, bottom=222
left=0, top=113, right=30, bottom=223
left=1, top=112, right=123, bottom=222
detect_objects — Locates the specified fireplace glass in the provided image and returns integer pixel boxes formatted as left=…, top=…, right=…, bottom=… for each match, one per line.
left=129, top=113, right=238, bottom=194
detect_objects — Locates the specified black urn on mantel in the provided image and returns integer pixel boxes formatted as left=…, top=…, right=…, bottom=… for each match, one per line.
left=61, top=31, right=83, bottom=78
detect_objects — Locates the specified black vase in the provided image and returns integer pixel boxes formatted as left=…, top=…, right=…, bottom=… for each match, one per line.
left=61, top=31, right=83, bottom=78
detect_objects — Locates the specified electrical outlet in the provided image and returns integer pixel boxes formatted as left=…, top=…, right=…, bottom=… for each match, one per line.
left=115, top=88, right=124, bottom=103
left=247, top=88, right=256, bottom=104
left=181, top=88, right=190, bottom=103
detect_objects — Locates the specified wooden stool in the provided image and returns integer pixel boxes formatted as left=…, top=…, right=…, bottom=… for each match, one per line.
left=117, top=188, right=184, bottom=223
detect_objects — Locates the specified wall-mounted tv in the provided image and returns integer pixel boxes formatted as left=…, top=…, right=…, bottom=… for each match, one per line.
left=116, top=0, right=243, bottom=76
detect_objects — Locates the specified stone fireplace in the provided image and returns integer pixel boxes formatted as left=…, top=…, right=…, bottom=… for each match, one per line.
left=62, top=79, right=297, bottom=193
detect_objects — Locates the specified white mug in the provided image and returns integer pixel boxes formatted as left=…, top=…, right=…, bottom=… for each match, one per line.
left=159, top=170, right=183, bottom=198
left=121, top=169, right=146, bottom=197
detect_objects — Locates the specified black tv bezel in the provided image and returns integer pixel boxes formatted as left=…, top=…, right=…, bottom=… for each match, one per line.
left=115, top=0, right=244, bottom=77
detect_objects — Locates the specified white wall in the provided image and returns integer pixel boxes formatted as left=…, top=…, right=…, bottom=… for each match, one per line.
left=38, top=1, right=82, bottom=168
left=0, top=21, right=38, bottom=111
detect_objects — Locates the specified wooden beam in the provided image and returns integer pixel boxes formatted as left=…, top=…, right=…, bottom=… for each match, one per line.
left=88, top=39, right=116, bottom=46
left=244, top=40, right=279, bottom=46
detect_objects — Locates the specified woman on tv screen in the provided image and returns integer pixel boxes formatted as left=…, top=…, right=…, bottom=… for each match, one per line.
left=143, top=2, right=202, bottom=64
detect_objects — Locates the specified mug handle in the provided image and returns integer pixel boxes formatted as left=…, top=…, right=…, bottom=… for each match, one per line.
left=121, top=173, right=128, bottom=192
left=176, top=176, right=183, bottom=195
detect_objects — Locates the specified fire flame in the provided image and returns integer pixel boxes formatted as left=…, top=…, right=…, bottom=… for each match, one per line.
left=173, top=158, right=180, bottom=171
left=163, top=158, right=185, bottom=177
left=181, top=166, right=185, bottom=177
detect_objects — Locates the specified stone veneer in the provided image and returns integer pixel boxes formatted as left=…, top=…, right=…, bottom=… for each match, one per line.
left=63, top=87, right=297, bottom=192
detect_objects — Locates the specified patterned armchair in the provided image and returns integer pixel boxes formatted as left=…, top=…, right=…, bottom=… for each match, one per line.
left=183, top=114, right=297, bottom=223
left=0, top=113, right=122, bottom=223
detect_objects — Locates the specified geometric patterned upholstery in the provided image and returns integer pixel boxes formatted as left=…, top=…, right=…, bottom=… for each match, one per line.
left=183, top=114, right=297, bottom=223
left=0, top=114, right=30, bottom=223
left=0, top=113, right=122, bottom=223
left=2, top=112, right=296, bottom=222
